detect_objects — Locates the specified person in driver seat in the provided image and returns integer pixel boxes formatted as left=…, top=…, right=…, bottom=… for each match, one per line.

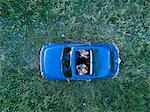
left=76, top=64, right=88, bottom=75
left=79, top=50, right=89, bottom=59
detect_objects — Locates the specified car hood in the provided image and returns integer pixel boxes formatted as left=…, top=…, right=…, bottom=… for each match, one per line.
left=42, top=46, right=66, bottom=80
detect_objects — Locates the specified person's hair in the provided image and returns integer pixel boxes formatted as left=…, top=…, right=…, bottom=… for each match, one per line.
left=77, top=64, right=88, bottom=74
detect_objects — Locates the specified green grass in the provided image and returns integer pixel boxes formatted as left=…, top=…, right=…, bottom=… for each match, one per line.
left=0, top=0, right=150, bottom=112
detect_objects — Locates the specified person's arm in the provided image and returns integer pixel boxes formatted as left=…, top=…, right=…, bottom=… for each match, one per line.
left=62, top=34, right=90, bottom=44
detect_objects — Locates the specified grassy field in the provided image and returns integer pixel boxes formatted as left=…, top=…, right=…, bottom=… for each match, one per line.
left=0, top=0, right=150, bottom=112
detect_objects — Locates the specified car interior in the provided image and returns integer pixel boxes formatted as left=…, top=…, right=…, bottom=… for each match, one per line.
left=75, top=49, right=93, bottom=75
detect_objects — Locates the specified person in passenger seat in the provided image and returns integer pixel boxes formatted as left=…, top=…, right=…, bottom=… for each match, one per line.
left=76, top=64, right=88, bottom=75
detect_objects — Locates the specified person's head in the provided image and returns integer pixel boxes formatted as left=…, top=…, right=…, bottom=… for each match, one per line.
left=79, top=50, right=89, bottom=57
left=76, top=64, right=88, bottom=75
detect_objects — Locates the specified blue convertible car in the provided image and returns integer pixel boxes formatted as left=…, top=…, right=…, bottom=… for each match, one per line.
left=40, top=43, right=120, bottom=80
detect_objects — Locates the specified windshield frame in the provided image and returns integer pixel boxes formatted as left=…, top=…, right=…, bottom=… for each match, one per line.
left=89, top=50, right=93, bottom=75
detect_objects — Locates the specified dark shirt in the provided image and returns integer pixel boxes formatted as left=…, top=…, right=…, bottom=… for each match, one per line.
left=75, top=51, right=90, bottom=74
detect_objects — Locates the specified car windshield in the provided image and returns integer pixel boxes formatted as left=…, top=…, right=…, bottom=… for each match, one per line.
left=62, top=47, right=72, bottom=77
